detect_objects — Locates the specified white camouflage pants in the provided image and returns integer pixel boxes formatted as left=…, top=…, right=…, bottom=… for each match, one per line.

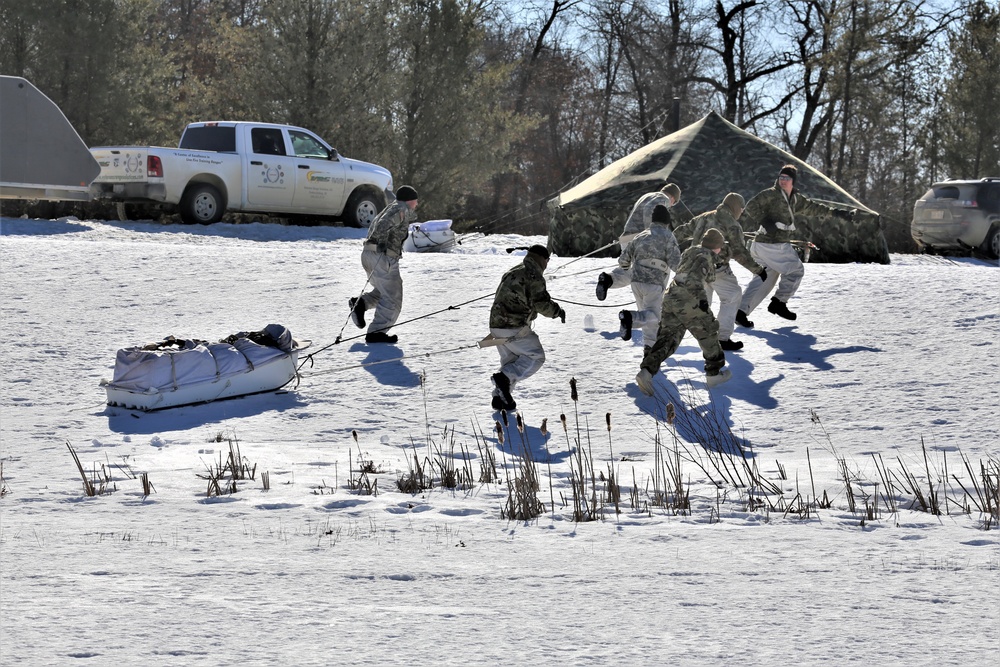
left=740, top=241, right=804, bottom=314
left=490, top=325, right=545, bottom=392
left=707, top=265, right=743, bottom=341
left=606, top=233, right=641, bottom=291
left=626, top=282, right=665, bottom=343
left=608, top=266, right=632, bottom=290
left=360, top=246, right=403, bottom=333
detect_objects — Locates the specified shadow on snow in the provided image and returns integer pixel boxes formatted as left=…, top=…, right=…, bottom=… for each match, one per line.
left=104, top=389, right=307, bottom=435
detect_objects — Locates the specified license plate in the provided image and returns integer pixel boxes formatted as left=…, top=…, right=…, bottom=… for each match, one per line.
left=930, top=210, right=945, bottom=220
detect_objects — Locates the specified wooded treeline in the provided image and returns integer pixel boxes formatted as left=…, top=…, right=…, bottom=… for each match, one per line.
left=2, top=0, right=997, bottom=248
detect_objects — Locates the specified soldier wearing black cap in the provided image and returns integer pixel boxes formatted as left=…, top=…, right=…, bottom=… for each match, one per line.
left=596, top=183, right=682, bottom=301
left=350, top=185, right=419, bottom=344
left=737, top=165, right=858, bottom=326
left=616, top=204, right=682, bottom=351
left=487, top=245, right=565, bottom=411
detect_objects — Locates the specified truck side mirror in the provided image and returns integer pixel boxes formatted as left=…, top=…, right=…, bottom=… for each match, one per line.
left=328, top=148, right=339, bottom=160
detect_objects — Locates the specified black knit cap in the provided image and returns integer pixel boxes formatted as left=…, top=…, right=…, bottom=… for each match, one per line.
left=779, top=165, right=797, bottom=183
left=527, top=244, right=550, bottom=260
left=396, top=185, right=418, bottom=202
left=651, top=204, right=671, bottom=225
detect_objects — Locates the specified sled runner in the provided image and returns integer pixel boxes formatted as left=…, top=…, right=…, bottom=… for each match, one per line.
left=101, top=324, right=309, bottom=411
left=403, top=219, right=457, bottom=253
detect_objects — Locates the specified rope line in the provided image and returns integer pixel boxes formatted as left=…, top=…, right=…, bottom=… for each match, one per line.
left=545, top=264, right=617, bottom=281
left=553, top=297, right=635, bottom=308
left=300, top=342, right=485, bottom=377
left=297, top=291, right=497, bottom=370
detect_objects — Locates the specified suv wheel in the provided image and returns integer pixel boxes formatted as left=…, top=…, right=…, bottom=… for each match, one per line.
left=984, top=223, right=1000, bottom=260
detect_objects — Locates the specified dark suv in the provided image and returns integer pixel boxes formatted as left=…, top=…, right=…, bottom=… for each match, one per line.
left=911, top=178, right=1000, bottom=259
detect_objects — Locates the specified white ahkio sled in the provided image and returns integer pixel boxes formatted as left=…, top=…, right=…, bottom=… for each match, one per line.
left=403, top=219, right=457, bottom=253
left=101, top=324, right=310, bottom=412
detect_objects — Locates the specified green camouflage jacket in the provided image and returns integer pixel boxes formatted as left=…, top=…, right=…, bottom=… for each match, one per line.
left=666, top=245, right=716, bottom=303
left=674, top=205, right=763, bottom=275
left=365, top=200, right=417, bottom=256
left=490, top=254, right=562, bottom=328
left=744, top=180, right=846, bottom=244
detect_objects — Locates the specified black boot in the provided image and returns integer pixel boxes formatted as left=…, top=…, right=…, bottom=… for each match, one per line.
left=720, top=338, right=744, bottom=351
left=365, top=331, right=398, bottom=344
left=735, top=309, right=754, bottom=328
left=491, top=372, right=515, bottom=409
left=350, top=297, right=366, bottom=328
left=619, top=310, right=633, bottom=341
left=767, top=297, right=797, bottom=320
left=596, top=272, right=613, bottom=301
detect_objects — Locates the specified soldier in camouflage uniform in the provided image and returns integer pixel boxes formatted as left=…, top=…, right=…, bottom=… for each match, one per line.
left=737, top=166, right=857, bottom=325
left=616, top=205, right=682, bottom=350
left=488, top=245, right=566, bottom=411
left=673, top=193, right=766, bottom=351
left=635, top=229, right=731, bottom=395
left=596, top=183, right=681, bottom=300
left=350, top=186, right=419, bottom=344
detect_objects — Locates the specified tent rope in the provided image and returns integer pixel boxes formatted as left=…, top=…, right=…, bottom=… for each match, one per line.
left=297, top=291, right=497, bottom=371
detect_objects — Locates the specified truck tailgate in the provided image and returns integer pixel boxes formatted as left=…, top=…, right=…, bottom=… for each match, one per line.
left=91, top=147, right=153, bottom=182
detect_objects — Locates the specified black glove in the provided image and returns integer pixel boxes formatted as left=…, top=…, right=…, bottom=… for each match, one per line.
left=698, top=300, right=709, bottom=313
left=758, top=267, right=768, bottom=283
left=556, top=307, right=566, bottom=323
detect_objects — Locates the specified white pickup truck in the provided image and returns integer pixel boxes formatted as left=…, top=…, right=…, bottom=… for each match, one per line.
left=89, top=121, right=394, bottom=226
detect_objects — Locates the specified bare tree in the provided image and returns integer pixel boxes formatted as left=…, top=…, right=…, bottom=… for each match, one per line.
left=683, top=1, right=796, bottom=127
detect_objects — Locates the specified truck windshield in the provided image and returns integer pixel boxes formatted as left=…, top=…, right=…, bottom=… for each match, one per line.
left=180, top=126, right=237, bottom=152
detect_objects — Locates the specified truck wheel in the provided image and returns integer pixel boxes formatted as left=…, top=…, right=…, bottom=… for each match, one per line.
left=180, top=184, right=224, bottom=224
left=343, top=191, right=381, bottom=228
left=115, top=202, right=153, bottom=222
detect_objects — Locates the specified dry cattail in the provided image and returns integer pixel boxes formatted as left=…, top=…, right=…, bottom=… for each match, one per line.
left=560, top=413, right=567, bottom=431
left=351, top=429, right=359, bottom=444
left=666, top=403, right=675, bottom=425
left=501, top=409, right=509, bottom=427
left=606, top=412, right=612, bottom=431
left=516, top=412, right=524, bottom=433
left=495, top=420, right=504, bottom=445
left=540, top=418, right=548, bottom=436
left=570, top=377, right=578, bottom=402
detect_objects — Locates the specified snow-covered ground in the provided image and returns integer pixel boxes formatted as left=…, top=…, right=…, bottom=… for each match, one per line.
left=1, top=216, right=998, bottom=665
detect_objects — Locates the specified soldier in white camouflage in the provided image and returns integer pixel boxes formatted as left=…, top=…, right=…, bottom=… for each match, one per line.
left=488, top=245, right=566, bottom=410
left=616, top=205, right=682, bottom=352
left=635, top=228, right=731, bottom=395
left=596, top=183, right=681, bottom=300
left=350, top=185, right=419, bottom=344
left=737, top=165, right=859, bottom=325
left=672, top=192, right=766, bottom=351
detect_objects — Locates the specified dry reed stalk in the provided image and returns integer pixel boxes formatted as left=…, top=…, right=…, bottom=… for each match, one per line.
left=140, top=472, right=155, bottom=497
left=67, top=442, right=96, bottom=496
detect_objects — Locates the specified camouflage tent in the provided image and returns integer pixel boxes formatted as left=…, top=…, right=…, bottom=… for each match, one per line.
left=547, top=111, right=888, bottom=264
